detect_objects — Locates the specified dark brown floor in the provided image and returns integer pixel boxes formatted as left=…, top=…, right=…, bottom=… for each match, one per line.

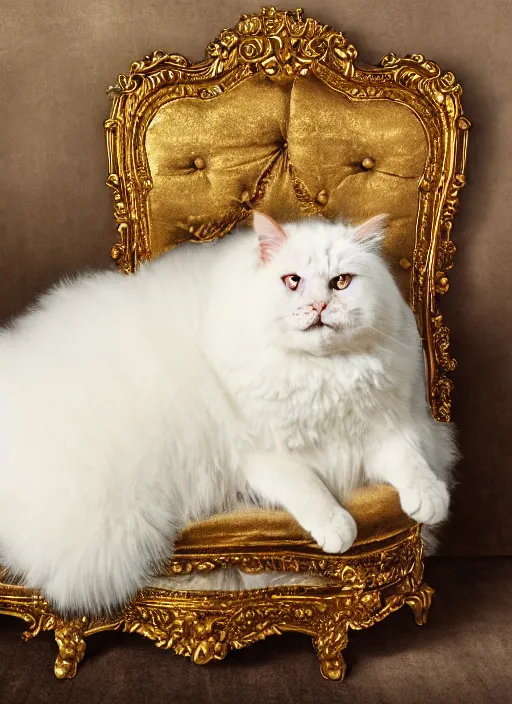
left=1, top=558, right=511, bottom=704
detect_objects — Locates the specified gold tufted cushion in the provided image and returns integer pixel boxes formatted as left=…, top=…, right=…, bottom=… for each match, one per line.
left=174, top=485, right=414, bottom=556
left=145, top=73, right=427, bottom=297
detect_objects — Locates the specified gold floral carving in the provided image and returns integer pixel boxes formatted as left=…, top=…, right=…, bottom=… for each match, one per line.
left=104, top=5, right=469, bottom=422
left=0, top=527, right=433, bottom=680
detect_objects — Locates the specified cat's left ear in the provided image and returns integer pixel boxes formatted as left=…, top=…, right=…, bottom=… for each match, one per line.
left=253, top=211, right=287, bottom=264
left=352, top=214, right=389, bottom=247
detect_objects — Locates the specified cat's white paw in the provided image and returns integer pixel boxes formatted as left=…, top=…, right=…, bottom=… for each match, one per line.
left=399, top=476, right=450, bottom=525
left=307, top=506, right=357, bottom=553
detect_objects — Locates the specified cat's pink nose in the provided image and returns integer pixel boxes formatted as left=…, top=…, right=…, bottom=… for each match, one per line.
left=311, top=301, right=327, bottom=313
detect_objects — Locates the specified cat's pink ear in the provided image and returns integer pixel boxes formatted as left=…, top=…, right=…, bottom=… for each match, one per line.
left=253, top=211, right=287, bottom=264
left=352, top=214, right=389, bottom=246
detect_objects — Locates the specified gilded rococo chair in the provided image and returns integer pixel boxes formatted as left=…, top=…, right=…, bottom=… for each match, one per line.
left=0, top=6, right=469, bottom=680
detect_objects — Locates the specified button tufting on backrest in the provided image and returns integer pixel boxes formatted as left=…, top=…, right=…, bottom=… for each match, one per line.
left=315, top=190, right=328, bottom=205
left=145, top=73, right=428, bottom=298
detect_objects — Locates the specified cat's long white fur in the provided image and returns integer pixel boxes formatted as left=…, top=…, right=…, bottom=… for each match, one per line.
left=0, top=215, right=457, bottom=613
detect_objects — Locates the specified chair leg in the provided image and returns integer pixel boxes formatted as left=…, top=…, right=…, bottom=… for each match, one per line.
left=54, top=619, right=87, bottom=679
left=312, top=621, right=349, bottom=681
left=405, top=583, right=435, bottom=626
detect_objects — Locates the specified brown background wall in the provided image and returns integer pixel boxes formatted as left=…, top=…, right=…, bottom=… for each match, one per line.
left=1, top=0, right=511, bottom=556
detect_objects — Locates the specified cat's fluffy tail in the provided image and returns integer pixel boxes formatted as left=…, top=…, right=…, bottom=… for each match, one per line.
left=0, top=474, right=176, bottom=615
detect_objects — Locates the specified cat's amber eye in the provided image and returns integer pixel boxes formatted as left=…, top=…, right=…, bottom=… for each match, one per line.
left=282, top=274, right=301, bottom=291
left=329, top=274, right=353, bottom=291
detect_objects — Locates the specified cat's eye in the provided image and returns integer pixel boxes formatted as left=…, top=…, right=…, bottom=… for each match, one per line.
left=329, top=274, right=353, bottom=290
left=282, top=274, right=301, bottom=291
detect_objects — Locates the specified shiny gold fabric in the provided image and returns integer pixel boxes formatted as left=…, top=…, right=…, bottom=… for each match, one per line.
left=145, top=73, right=427, bottom=297
left=175, top=485, right=413, bottom=554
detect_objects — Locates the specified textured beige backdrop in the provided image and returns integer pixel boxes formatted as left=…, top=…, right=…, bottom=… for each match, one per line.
left=1, top=1, right=511, bottom=556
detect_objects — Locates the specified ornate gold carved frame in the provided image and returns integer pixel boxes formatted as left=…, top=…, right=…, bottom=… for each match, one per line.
left=0, top=526, right=432, bottom=680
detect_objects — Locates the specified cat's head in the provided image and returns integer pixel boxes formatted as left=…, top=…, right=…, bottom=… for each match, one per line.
left=251, top=211, right=404, bottom=357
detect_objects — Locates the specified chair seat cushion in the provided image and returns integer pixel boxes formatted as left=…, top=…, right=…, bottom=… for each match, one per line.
left=175, top=484, right=414, bottom=556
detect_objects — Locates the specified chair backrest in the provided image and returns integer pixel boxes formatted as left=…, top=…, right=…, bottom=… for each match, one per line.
left=104, top=6, right=469, bottom=422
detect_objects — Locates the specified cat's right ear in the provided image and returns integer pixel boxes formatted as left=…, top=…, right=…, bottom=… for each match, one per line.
left=253, top=211, right=287, bottom=264
left=352, top=214, right=389, bottom=247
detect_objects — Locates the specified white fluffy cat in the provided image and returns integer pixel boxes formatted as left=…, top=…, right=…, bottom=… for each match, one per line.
left=0, top=212, right=456, bottom=614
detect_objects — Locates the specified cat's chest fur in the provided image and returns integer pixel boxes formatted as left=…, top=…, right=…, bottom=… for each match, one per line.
left=227, top=350, right=396, bottom=452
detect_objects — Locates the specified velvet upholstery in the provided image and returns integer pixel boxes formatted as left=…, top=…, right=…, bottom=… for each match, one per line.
left=146, top=72, right=426, bottom=297
left=175, top=485, right=414, bottom=555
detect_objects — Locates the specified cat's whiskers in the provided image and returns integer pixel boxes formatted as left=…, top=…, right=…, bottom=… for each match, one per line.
left=367, top=325, right=416, bottom=350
